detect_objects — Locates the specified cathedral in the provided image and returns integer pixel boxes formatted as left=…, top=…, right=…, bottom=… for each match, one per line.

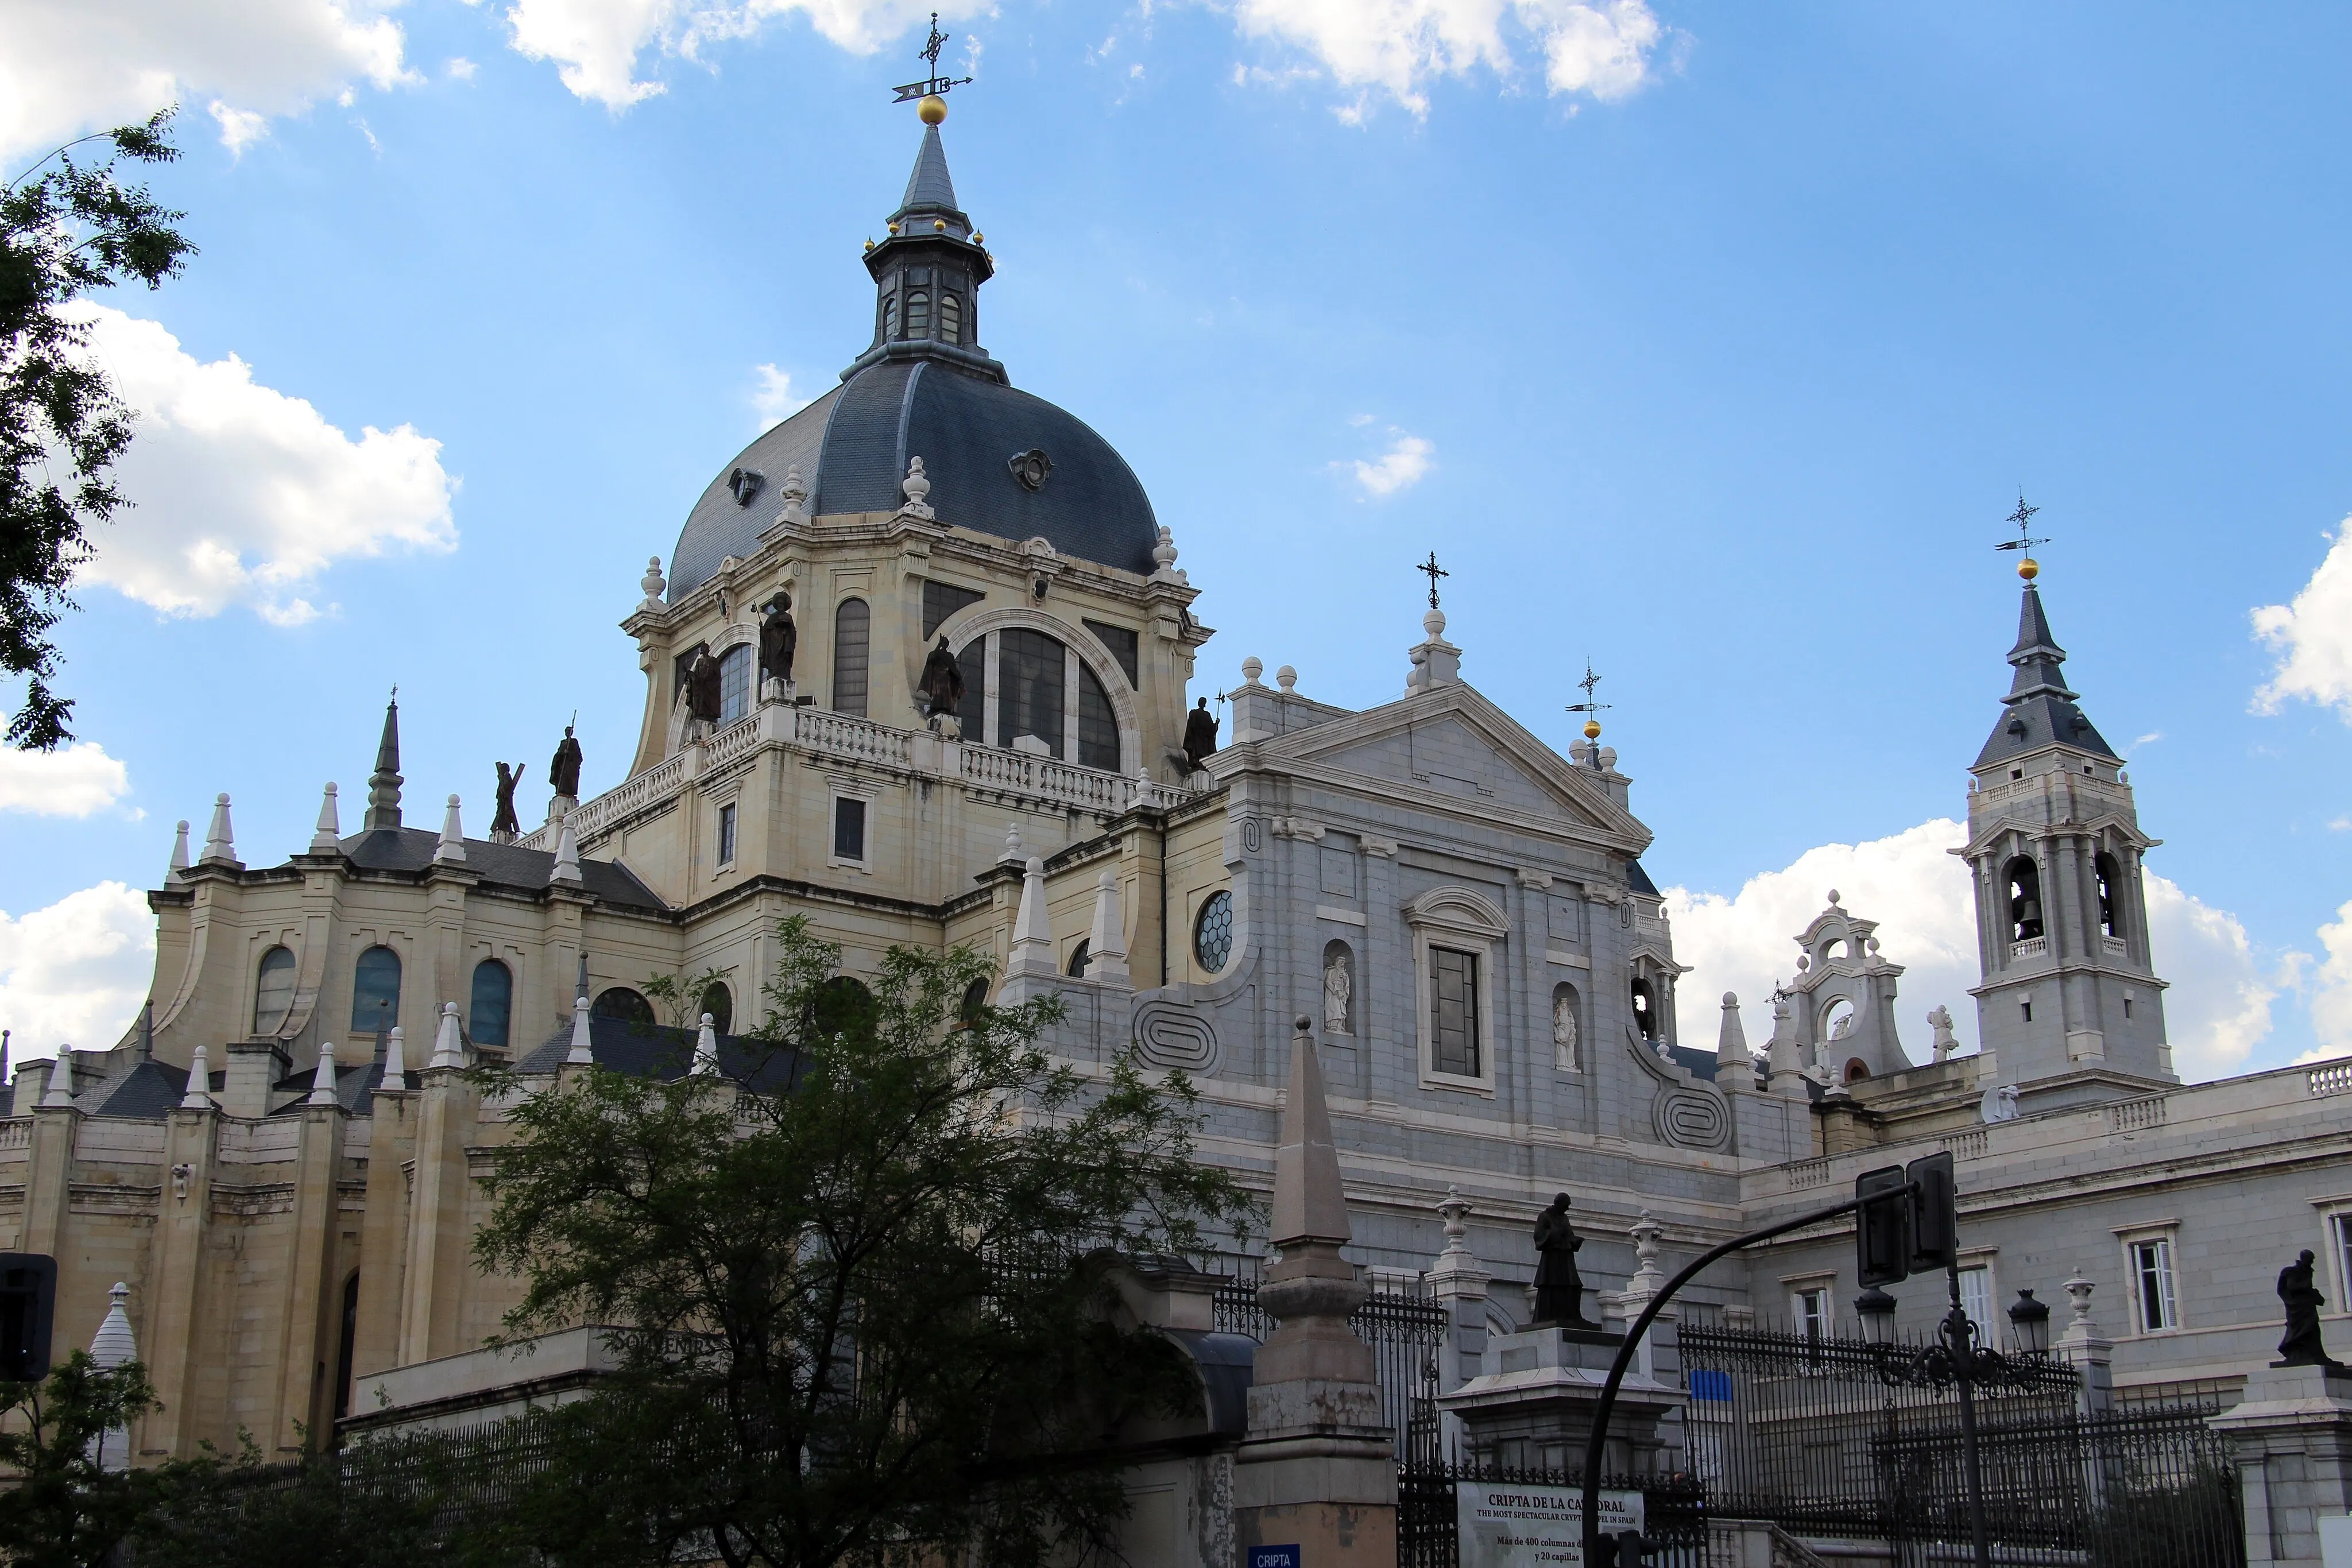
left=4, top=113, right=2346, bottom=1469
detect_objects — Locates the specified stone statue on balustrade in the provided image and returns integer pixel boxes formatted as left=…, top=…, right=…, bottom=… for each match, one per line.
left=759, top=594, right=796, bottom=691
left=918, top=636, right=964, bottom=733
left=1531, top=1192, right=1598, bottom=1330
left=490, top=761, right=526, bottom=841
left=2276, top=1249, right=2348, bottom=1370
left=548, top=726, right=583, bottom=800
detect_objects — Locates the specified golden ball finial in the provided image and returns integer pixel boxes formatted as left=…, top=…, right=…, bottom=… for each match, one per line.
left=1583, top=718, right=1602, bottom=741
left=2018, top=556, right=2039, bottom=582
left=933, top=218, right=947, bottom=232
left=918, top=94, right=947, bottom=125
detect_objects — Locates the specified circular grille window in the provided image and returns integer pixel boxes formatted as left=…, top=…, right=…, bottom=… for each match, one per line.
left=1193, top=890, right=1234, bottom=974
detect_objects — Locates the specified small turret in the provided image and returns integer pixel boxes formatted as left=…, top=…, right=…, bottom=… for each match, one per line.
left=365, top=693, right=403, bottom=831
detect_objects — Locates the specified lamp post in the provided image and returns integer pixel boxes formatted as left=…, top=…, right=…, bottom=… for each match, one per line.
left=1852, top=1268, right=2058, bottom=1568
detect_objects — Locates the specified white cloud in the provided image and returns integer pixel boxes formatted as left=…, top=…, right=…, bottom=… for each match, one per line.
left=2253, top=523, right=2352, bottom=719
left=1228, top=0, right=1664, bottom=118
left=1350, top=433, right=1434, bottom=496
left=503, top=0, right=968, bottom=109
left=74, top=305, right=457, bottom=625
left=0, top=882, right=155, bottom=1058
left=1663, top=818, right=2278, bottom=1082
left=2309, top=901, right=2352, bottom=1062
left=0, top=0, right=411, bottom=163
left=751, top=363, right=808, bottom=431
left=448, top=56, right=480, bottom=80
left=0, top=744, right=132, bottom=818
left=207, top=100, right=271, bottom=155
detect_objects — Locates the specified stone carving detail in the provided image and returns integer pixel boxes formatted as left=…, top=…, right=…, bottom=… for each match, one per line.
left=1654, top=1086, right=1729, bottom=1151
left=1132, top=1000, right=1217, bottom=1073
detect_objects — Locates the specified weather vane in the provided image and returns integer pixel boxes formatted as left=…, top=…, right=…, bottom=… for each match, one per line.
left=892, top=12, right=974, bottom=105
left=1993, top=491, right=2049, bottom=581
left=1417, top=552, right=1449, bottom=609
left=1565, top=661, right=1611, bottom=740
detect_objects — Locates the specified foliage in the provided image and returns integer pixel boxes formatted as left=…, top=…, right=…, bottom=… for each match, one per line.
left=2086, top=1459, right=2246, bottom=1568
left=469, top=917, right=1257, bottom=1568
left=640, top=965, right=737, bottom=1032
left=131, top=1430, right=447, bottom=1568
left=0, top=1350, right=160, bottom=1566
left=0, top=110, right=195, bottom=749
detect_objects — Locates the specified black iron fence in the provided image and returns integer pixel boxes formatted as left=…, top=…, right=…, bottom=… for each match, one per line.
left=1213, top=1272, right=1449, bottom=1465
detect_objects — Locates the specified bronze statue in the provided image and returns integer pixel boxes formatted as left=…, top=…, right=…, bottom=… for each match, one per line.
left=490, top=761, right=526, bottom=836
left=2276, top=1249, right=2346, bottom=1369
left=918, top=636, right=964, bottom=719
left=548, top=726, right=583, bottom=799
left=1532, top=1192, right=1597, bottom=1329
left=686, top=650, right=725, bottom=724
left=1181, top=697, right=1219, bottom=773
left=759, top=593, right=796, bottom=687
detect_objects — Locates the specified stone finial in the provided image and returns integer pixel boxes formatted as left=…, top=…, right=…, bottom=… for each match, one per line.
left=89, top=1283, right=136, bottom=1471
left=168, top=818, right=191, bottom=880
left=1240, top=656, right=1264, bottom=686
left=428, top=1001, right=464, bottom=1071
left=41, top=1058, right=74, bottom=1109
left=564, top=994, right=593, bottom=1067
left=181, top=1042, right=212, bottom=1109
left=310, top=783, right=341, bottom=851
left=1626, top=1210, right=1666, bottom=1299
left=692, top=1013, right=720, bottom=1077
left=2064, top=1274, right=2098, bottom=1330
left=779, top=465, right=810, bottom=525
left=1150, top=525, right=1185, bottom=583
left=1568, top=740, right=1591, bottom=767
left=1271, top=1016, right=1349, bottom=1249
left=382, top=1025, right=408, bottom=1091
left=1438, top=1185, right=1473, bottom=1257
left=200, top=793, right=237, bottom=865
left=1717, top=992, right=1753, bottom=1093
left=551, top=818, right=583, bottom=885
left=1423, top=606, right=1446, bottom=641
left=900, top=456, right=935, bottom=519
left=308, top=1036, right=338, bottom=1106
left=640, top=555, right=667, bottom=609
left=434, top=794, right=467, bottom=865
left=1275, top=664, right=1297, bottom=693
left=1827, top=888, right=1842, bottom=907
left=1084, top=869, right=1130, bottom=986
left=1006, top=855, right=1057, bottom=979
left=1596, top=746, right=1617, bottom=771
left=1000, top=823, right=1024, bottom=864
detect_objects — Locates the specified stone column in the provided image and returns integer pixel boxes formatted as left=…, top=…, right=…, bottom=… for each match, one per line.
left=397, top=1040, right=478, bottom=1366
left=1232, top=1016, right=1395, bottom=1568
left=141, top=1100, right=220, bottom=1458
left=2209, top=1362, right=2352, bottom=1567
left=1427, top=1186, right=1492, bottom=1462
left=270, top=1093, right=349, bottom=1453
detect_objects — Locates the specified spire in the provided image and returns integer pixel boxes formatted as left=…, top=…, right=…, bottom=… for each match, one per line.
left=898, top=124, right=962, bottom=220
left=565, top=992, right=593, bottom=1067
left=1270, top=1016, right=1351, bottom=1248
left=381, top=1025, right=407, bottom=1091
left=308, top=1036, right=338, bottom=1106
left=1976, top=579, right=2118, bottom=768
left=89, top=1283, right=136, bottom=1472
left=551, top=817, right=582, bottom=884
left=310, top=783, right=341, bottom=851
left=844, top=123, right=999, bottom=384
left=1006, top=855, right=1056, bottom=979
left=692, top=1013, right=719, bottom=1076
left=168, top=819, right=189, bottom=881
left=434, top=794, right=467, bottom=865
left=1084, top=869, right=1129, bottom=985
left=365, top=692, right=403, bottom=830
left=181, top=1041, right=212, bottom=1108
left=428, top=1001, right=464, bottom=1070
left=1716, top=992, right=1753, bottom=1093
left=200, top=793, right=237, bottom=865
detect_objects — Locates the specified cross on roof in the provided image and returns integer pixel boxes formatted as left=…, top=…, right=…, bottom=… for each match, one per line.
left=1995, top=491, right=2049, bottom=556
left=892, top=12, right=975, bottom=102
left=1417, top=552, right=1448, bottom=609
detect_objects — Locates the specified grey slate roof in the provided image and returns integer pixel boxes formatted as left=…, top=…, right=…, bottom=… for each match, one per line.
left=1974, top=584, right=2119, bottom=768
left=898, top=125, right=961, bottom=216
left=1626, top=860, right=1660, bottom=897
left=332, top=827, right=665, bottom=911
left=513, top=1016, right=806, bottom=1094
left=82, top=1058, right=197, bottom=1119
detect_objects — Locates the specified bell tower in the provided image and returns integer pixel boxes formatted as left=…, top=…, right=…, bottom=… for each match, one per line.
left=1960, top=539, right=2171, bottom=1093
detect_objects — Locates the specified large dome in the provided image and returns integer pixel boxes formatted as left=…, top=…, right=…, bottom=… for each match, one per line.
left=669, top=357, right=1160, bottom=602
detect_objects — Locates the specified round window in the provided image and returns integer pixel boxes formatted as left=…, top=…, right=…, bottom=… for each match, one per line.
left=1193, top=890, right=1234, bottom=974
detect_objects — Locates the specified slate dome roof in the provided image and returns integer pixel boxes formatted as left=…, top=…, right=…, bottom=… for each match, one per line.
left=668, top=359, right=1160, bottom=601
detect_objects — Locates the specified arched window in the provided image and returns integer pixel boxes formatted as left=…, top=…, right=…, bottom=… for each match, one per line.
left=1322, top=940, right=1355, bottom=1036
left=253, top=946, right=297, bottom=1036
left=1066, top=939, right=1092, bottom=978
left=2004, top=856, right=2044, bottom=943
left=813, top=976, right=877, bottom=1039
left=701, top=981, right=734, bottom=1036
left=2094, top=853, right=2122, bottom=939
left=1630, top=977, right=1658, bottom=1042
left=470, top=959, right=513, bottom=1050
left=1077, top=659, right=1119, bottom=771
left=958, top=977, right=991, bottom=1025
left=1846, top=1058, right=1870, bottom=1083
left=954, top=639, right=987, bottom=738
left=883, top=294, right=899, bottom=338
left=832, top=598, right=870, bottom=716
left=350, top=946, right=401, bottom=1033
left=905, top=291, right=930, bottom=336
left=1820, top=997, right=1856, bottom=1042
left=997, top=627, right=1065, bottom=753
left=939, top=293, right=961, bottom=344
left=593, top=988, right=655, bottom=1026
left=1193, top=891, right=1234, bottom=974
left=718, top=645, right=752, bottom=725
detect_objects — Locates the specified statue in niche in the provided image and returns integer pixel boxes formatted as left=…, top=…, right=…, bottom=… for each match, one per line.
left=918, top=636, right=965, bottom=722
left=1322, top=949, right=1351, bottom=1036
left=490, top=761, right=527, bottom=837
left=2276, top=1250, right=2347, bottom=1369
left=759, top=593, right=796, bottom=687
left=1181, top=698, right=1218, bottom=773
left=686, top=650, right=725, bottom=725
left=1553, top=992, right=1580, bottom=1071
left=548, top=726, right=583, bottom=799
left=1532, top=1193, right=1597, bottom=1330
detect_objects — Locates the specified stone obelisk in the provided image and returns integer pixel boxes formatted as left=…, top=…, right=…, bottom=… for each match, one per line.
left=1233, top=1015, right=1396, bottom=1567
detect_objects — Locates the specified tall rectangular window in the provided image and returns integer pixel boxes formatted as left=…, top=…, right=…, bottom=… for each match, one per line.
left=2132, top=1237, right=2178, bottom=1331
left=831, top=599, right=870, bottom=717
left=2335, top=1215, right=2352, bottom=1308
left=1792, top=1286, right=1831, bottom=1342
left=716, top=802, right=737, bottom=867
left=718, top=646, right=751, bottom=725
left=1958, top=1264, right=1993, bottom=1340
left=1430, top=946, right=1480, bottom=1078
left=996, top=627, right=1065, bottom=754
left=833, top=797, right=866, bottom=863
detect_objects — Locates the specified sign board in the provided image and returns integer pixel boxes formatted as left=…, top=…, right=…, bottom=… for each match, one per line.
left=1247, top=1546, right=1299, bottom=1568
left=1456, top=1482, right=1644, bottom=1568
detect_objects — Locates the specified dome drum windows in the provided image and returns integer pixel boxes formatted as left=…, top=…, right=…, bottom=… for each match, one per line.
left=905, top=291, right=930, bottom=338
left=939, top=293, right=962, bottom=344
left=470, top=959, right=513, bottom=1051
left=253, top=946, right=297, bottom=1037
left=350, top=946, right=401, bottom=1035
left=832, top=599, right=871, bottom=717
left=954, top=621, right=1133, bottom=775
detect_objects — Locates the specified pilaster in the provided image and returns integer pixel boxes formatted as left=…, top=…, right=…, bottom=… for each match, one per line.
left=140, top=1104, right=220, bottom=1458
left=398, top=1067, right=478, bottom=1366
left=271, top=1100, right=348, bottom=1452
left=351, top=1085, right=418, bottom=1394
left=20, top=1098, right=78, bottom=1258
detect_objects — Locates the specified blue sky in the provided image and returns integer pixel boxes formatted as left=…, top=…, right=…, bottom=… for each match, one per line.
left=4, top=0, right=2351, bottom=1077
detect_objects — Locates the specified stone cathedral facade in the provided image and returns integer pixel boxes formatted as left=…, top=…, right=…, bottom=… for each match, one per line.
left=5, top=123, right=2349, bottom=1466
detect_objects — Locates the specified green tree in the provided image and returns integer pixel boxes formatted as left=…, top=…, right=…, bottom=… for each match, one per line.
left=0, top=1350, right=160, bottom=1566
left=131, top=1430, right=447, bottom=1568
left=470, top=918, right=1256, bottom=1568
left=1, top=110, right=196, bottom=749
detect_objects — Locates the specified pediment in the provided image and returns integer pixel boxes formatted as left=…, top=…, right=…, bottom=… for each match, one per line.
left=1252, top=683, right=1649, bottom=853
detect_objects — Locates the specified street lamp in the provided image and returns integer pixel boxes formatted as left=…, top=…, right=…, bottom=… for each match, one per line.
left=2007, top=1288, right=2051, bottom=1358
left=1855, top=1287, right=1897, bottom=1347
